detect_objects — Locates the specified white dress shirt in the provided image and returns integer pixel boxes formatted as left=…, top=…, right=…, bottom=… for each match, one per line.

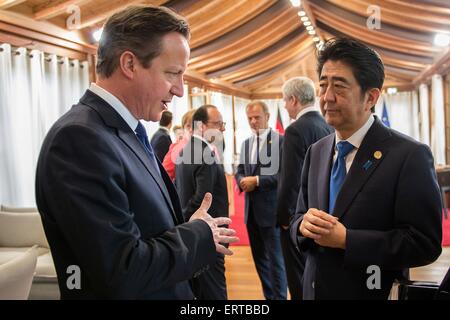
left=89, top=83, right=138, bottom=132
left=333, top=115, right=375, bottom=173
left=295, top=105, right=319, bottom=121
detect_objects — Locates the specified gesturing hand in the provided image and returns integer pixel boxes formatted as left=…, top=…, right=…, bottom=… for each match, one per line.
left=190, top=193, right=240, bottom=255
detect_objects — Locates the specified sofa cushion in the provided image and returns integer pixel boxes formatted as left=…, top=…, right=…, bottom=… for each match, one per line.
left=0, top=247, right=56, bottom=278
left=0, top=211, right=49, bottom=248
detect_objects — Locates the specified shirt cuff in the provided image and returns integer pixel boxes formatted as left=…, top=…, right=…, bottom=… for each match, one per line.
left=256, top=176, right=259, bottom=186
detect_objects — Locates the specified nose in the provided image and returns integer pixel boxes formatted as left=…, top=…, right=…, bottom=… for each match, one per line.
left=323, top=85, right=336, bottom=102
left=171, top=77, right=184, bottom=97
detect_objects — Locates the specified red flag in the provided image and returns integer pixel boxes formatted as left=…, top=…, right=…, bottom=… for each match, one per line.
left=275, top=105, right=285, bottom=135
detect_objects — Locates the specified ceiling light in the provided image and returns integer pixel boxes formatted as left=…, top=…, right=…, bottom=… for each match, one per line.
left=290, top=0, right=301, bottom=7
left=93, top=28, right=103, bottom=42
left=298, top=11, right=306, bottom=17
left=301, top=16, right=309, bottom=22
left=387, top=87, right=398, bottom=94
left=306, top=25, right=314, bottom=31
left=303, top=21, right=311, bottom=26
left=313, top=37, right=320, bottom=42
left=308, top=30, right=316, bottom=35
left=434, top=33, right=450, bottom=47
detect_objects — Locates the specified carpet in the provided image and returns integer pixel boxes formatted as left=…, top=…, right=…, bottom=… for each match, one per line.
left=230, top=180, right=249, bottom=246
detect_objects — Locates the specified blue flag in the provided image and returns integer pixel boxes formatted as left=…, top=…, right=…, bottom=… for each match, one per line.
left=382, top=100, right=390, bottom=127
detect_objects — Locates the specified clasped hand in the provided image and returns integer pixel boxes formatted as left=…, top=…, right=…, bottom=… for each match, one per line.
left=299, top=208, right=347, bottom=249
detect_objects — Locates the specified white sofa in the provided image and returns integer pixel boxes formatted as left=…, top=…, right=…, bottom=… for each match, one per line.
left=0, top=246, right=38, bottom=299
left=0, top=207, right=59, bottom=299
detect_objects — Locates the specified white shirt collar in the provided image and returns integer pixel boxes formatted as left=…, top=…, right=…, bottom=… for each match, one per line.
left=89, top=83, right=138, bottom=131
left=295, top=105, right=318, bottom=120
left=252, top=127, right=271, bottom=141
left=335, top=114, right=375, bottom=150
left=159, top=126, right=170, bottom=134
left=192, top=134, right=215, bottom=150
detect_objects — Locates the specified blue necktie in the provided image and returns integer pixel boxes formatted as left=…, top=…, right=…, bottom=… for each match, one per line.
left=329, top=141, right=354, bottom=214
left=135, top=122, right=161, bottom=176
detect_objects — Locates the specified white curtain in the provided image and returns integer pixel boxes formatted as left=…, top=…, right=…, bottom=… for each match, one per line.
left=431, top=74, right=446, bottom=165
left=211, top=91, right=234, bottom=174
left=234, top=96, right=252, bottom=169
left=375, top=92, right=420, bottom=141
left=419, top=84, right=430, bottom=146
left=143, top=84, right=188, bottom=141
left=0, top=44, right=89, bottom=206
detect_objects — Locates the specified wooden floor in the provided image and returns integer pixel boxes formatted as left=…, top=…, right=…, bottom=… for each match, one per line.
left=225, top=245, right=450, bottom=300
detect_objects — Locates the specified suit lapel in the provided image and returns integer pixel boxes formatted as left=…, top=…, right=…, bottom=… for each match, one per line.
left=332, top=118, right=392, bottom=220
left=79, top=90, right=180, bottom=224
left=318, top=135, right=335, bottom=211
left=117, top=130, right=178, bottom=222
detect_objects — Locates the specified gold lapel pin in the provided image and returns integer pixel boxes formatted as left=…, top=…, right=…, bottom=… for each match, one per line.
left=374, top=151, right=382, bottom=160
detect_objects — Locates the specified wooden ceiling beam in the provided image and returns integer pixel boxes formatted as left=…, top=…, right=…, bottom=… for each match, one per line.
left=190, top=0, right=289, bottom=58
left=239, top=46, right=316, bottom=90
left=207, top=28, right=306, bottom=79
left=188, top=0, right=276, bottom=49
left=0, top=0, right=26, bottom=10
left=72, top=0, right=169, bottom=30
left=221, top=35, right=313, bottom=83
left=34, top=0, right=89, bottom=21
left=327, top=0, right=450, bottom=34
left=190, top=12, right=299, bottom=73
left=313, top=10, right=438, bottom=57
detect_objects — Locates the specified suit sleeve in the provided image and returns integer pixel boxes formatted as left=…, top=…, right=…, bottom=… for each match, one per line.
left=277, top=126, right=307, bottom=225
left=183, top=162, right=218, bottom=220
left=290, top=146, right=314, bottom=252
left=39, top=125, right=215, bottom=298
left=345, top=144, right=442, bottom=269
left=258, top=135, right=283, bottom=191
left=235, top=141, right=246, bottom=192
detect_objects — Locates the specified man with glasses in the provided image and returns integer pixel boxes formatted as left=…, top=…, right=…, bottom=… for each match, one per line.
left=176, top=104, right=230, bottom=299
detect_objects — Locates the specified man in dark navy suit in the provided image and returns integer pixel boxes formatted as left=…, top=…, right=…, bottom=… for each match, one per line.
left=290, top=38, right=442, bottom=299
left=277, top=77, right=333, bottom=299
left=235, top=101, right=287, bottom=300
left=151, top=110, right=173, bottom=161
left=176, top=105, right=229, bottom=300
left=35, top=5, right=238, bottom=300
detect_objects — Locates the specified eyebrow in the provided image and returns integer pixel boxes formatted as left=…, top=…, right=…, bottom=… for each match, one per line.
left=319, top=76, right=351, bottom=85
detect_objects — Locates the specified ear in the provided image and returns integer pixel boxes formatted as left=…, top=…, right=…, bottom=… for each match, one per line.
left=119, top=51, right=136, bottom=80
left=364, top=88, right=381, bottom=111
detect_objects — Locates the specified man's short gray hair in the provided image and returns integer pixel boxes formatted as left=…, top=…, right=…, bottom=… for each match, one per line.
left=246, top=100, right=269, bottom=114
left=282, top=77, right=316, bottom=106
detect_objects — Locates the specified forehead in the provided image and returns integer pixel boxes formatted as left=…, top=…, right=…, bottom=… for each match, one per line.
left=157, top=32, right=190, bottom=65
left=247, top=104, right=265, bottom=115
left=207, top=107, right=222, bottom=120
left=320, top=60, right=356, bottom=82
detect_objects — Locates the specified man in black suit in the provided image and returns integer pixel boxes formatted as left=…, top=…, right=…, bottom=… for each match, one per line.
left=35, top=6, right=238, bottom=300
left=277, top=77, right=333, bottom=299
left=176, top=104, right=229, bottom=299
left=151, top=110, right=173, bottom=161
left=290, top=38, right=442, bottom=299
left=235, top=101, right=287, bottom=300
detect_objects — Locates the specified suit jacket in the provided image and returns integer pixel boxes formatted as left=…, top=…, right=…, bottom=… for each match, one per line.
left=290, top=117, right=442, bottom=300
left=175, top=136, right=229, bottom=221
left=235, top=130, right=283, bottom=227
left=35, top=90, right=216, bottom=299
left=277, top=111, right=333, bottom=226
left=151, top=128, right=172, bottom=162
